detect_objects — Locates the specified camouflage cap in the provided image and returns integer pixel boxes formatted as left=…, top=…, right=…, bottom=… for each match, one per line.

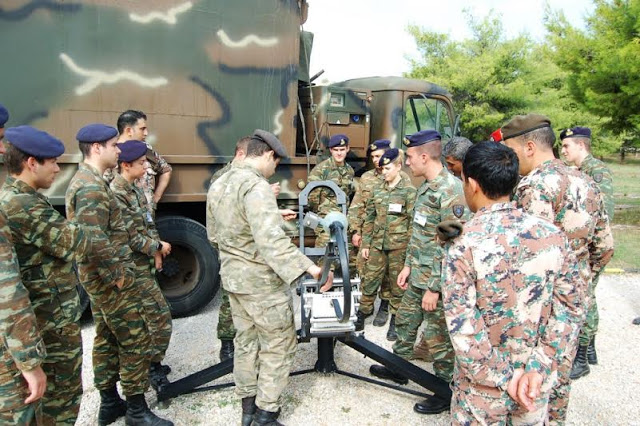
left=76, top=123, right=118, bottom=143
left=252, top=129, right=287, bottom=158
left=403, top=129, right=440, bottom=147
left=560, top=126, right=591, bottom=140
left=5, top=125, right=65, bottom=158
left=501, top=113, right=551, bottom=140
left=118, top=140, right=147, bottom=162
left=328, top=133, right=349, bottom=148
left=368, top=139, right=391, bottom=152
left=378, top=147, right=400, bottom=167
left=0, top=103, right=8, bottom=127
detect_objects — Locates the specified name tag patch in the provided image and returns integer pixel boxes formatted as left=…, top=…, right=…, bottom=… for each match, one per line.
left=389, top=203, right=402, bottom=213
left=414, top=213, right=427, bottom=226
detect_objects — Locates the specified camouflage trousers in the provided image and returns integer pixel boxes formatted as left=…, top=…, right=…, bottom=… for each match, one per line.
left=392, top=284, right=454, bottom=382
left=138, top=273, right=173, bottom=363
left=217, top=288, right=236, bottom=341
left=0, top=402, right=42, bottom=425
left=229, top=289, right=297, bottom=412
left=548, top=337, right=580, bottom=425
left=356, top=249, right=391, bottom=305
left=579, top=274, right=600, bottom=346
left=358, top=247, right=405, bottom=315
left=41, top=324, right=82, bottom=425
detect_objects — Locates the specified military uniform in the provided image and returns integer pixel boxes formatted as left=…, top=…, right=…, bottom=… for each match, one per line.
left=66, top=163, right=153, bottom=397
left=207, top=163, right=313, bottom=413
left=135, top=145, right=172, bottom=215
left=443, top=202, right=584, bottom=425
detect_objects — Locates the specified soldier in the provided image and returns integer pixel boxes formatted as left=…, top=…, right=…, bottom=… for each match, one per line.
left=110, top=140, right=174, bottom=390
left=66, top=124, right=173, bottom=426
left=369, top=130, right=470, bottom=415
left=442, top=136, right=473, bottom=178
left=499, top=114, right=614, bottom=425
left=560, top=126, right=614, bottom=376
left=358, top=148, right=415, bottom=340
left=116, top=110, right=173, bottom=216
left=444, top=141, right=584, bottom=424
left=207, top=129, right=332, bottom=426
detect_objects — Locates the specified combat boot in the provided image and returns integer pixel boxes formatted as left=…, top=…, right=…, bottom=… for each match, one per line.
left=149, top=363, right=171, bottom=392
left=386, top=315, right=397, bottom=341
left=587, top=337, right=598, bottom=365
left=98, top=386, right=127, bottom=426
left=373, top=300, right=389, bottom=326
left=251, top=407, right=283, bottom=426
left=125, top=394, right=173, bottom=426
left=354, top=310, right=371, bottom=332
left=569, top=344, right=590, bottom=380
left=414, top=394, right=451, bottom=414
left=242, top=396, right=257, bottom=426
left=220, top=339, right=235, bottom=361
left=369, top=365, right=408, bottom=385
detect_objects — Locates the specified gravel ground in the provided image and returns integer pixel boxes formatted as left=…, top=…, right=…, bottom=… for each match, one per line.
left=76, top=273, right=640, bottom=425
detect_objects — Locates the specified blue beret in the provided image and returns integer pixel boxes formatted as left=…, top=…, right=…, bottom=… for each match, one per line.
left=328, top=134, right=349, bottom=148
left=560, top=126, right=591, bottom=140
left=403, top=130, right=441, bottom=147
left=0, top=103, right=8, bottom=127
left=118, top=140, right=148, bottom=163
left=368, top=139, right=391, bottom=152
left=76, top=123, right=118, bottom=143
left=5, top=126, right=65, bottom=158
left=378, top=148, right=400, bottom=167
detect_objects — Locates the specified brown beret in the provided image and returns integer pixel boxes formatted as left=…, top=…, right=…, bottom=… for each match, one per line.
left=501, top=113, right=551, bottom=140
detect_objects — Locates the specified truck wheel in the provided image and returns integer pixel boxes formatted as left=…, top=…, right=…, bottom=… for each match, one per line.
left=155, top=215, right=219, bottom=317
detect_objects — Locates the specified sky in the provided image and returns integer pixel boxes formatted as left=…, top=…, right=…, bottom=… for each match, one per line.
left=304, top=0, right=595, bottom=83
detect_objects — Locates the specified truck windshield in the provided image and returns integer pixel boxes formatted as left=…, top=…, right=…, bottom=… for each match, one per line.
left=404, top=95, right=453, bottom=139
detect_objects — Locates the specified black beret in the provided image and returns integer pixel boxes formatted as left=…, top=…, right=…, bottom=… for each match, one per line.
left=402, top=130, right=441, bottom=147
left=368, top=139, right=391, bottom=152
left=328, top=133, right=349, bottom=148
left=252, top=129, right=288, bottom=158
left=0, top=103, right=8, bottom=127
left=560, top=126, right=591, bottom=141
left=378, top=147, right=400, bottom=167
left=118, top=140, right=148, bottom=163
left=501, top=114, right=551, bottom=140
left=76, top=123, right=118, bottom=143
left=5, top=126, right=65, bottom=158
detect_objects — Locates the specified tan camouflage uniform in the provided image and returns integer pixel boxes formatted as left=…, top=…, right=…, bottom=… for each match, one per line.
left=207, top=163, right=313, bottom=412
left=66, top=163, right=153, bottom=397
left=135, top=147, right=172, bottom=216
left=443, top=202, right=585, bottom=425
left=513, top=158, right=614, bottom=424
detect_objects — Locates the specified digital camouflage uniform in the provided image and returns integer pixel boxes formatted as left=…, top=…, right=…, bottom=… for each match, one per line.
left=0, top=210, right=45, bottom=425
left=360, top=173, right=415, bottom=315
left=0, top=176, right=121, bottom=424
left=207, top=163, right=313, bottom=412
left=110, top=173, right=172, bottom=364
left=394, top=167, right=469, bottom=382
left=443, top=202, right=585, bottom=425
left=578, top=154, right=614, bottom=347
left=66, top=163, right=153, bottom=397
left=513, top=159, right=614, bottom=424
left=135, top=146, right=172, bottom=216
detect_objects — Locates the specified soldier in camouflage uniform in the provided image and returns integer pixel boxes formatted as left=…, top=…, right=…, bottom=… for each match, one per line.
left=560, top=126, right=614, bottom=376
left=207, top=130, right=331, bottom=426
left=370, top=130, right=470, bottom=415
left=110, top=140, right=173, bottom=390
left=500, top=114, right=614, bottom=425
left=66, top=124, right=172, bottom=426
left=444, top=141, right=585, bottom=425
left=357, top=148, right=415, bottom=341
left=442, top=136, right=473, bottom=178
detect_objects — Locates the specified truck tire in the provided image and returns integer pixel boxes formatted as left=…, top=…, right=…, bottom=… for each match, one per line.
left=155, top=215, right=219, bottom=317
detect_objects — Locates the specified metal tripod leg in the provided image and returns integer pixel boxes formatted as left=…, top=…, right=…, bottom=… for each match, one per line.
left=157, top=358, right=234, bottom=402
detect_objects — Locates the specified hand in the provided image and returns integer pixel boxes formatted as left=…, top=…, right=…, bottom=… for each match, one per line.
left=152, top=194, right=161, bottom=204
left=352, top=233, right=362, bottom=247
left=159, top=241, right=171, bottom=257
left=22, top=366, right=47, bottom=404
left=507, top=367, right=525, bottom=405
left=361, top=248, right=370, bottom=260
left=397, top=266, right=410, bottom=290
left=421, top=290, right=440, bottom=311
left=517, top=371, right=543, bottom=412
left=154, top=252, right=163, bottom=271
left=320, top=271, right=334, bottom=292
left=279, top=209, right=297, bottom=221
left=270, top=182, right=281, bottom=196
left=115, top=275, right=125, bottom=289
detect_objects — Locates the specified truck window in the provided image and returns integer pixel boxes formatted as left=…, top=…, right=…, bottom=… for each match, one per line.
left=404, top=96, right=452, bottom=139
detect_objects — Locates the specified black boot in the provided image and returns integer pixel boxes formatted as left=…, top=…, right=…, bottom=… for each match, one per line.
left=633, top=317, right=640, bottom=325
left=250, top=407, right=283, bottom=426
left=220, top=339, right=235, bottom=362
left=369, top=365, right=408, bottom=385
left=125, top=394, right=173, bottom=426
left=373, top=300, right=389, bottom=326
left=242, top=396, right=257, bottom=426
left=569, top=344, right=590, bottom=380
left=98, top=386, right=127, bottom=426
left=149, top=363, right=171, bottom=392
left=354, top=310, right=371, bottom=332
left=414, top=394, right=451, bottom=414
left=386, top=315, right=397, bottom=341
left=587, top=337, right=598, bottom=365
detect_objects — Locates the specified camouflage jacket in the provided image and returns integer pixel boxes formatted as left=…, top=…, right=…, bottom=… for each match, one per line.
left=513, top=159, right=614, bottom=293
left=580, top=154, right=614, bottom=221
left=361, top=173, right=416, bottom=251
left=405, top=168, right=469, bottom=292
left=207, top=163, right=313, bottom=294
left=135, top=146, right=172, bottom=212
left=110, top=173, right=160, bottom=269
left=66, top=163, right=135, bottom=299
left=347, top=168, right=382, bottom=236
left=442, top=202, right=584, bottom=392
left=209, top=161, right=234, bottom=187
left=307, top=157, right=355, bottom=216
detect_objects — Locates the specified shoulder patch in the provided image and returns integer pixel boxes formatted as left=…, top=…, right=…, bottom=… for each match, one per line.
left=452, top=204, right=465, bottom=218
left=593, top=173, right=603, bottom=183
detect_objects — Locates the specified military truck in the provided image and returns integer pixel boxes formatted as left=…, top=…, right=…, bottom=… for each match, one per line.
left=0, top=0, right=458, bottom=317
